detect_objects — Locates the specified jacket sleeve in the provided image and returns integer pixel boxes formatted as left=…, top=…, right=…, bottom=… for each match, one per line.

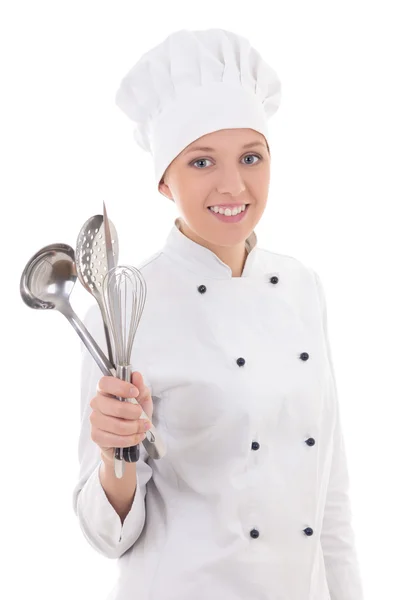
left=71, top=303, right=153, bottom=560
left=313, top=269, right=364, bottom=600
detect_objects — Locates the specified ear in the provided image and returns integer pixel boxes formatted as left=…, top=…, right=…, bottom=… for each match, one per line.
left=158, top=179, right=174, bottom=201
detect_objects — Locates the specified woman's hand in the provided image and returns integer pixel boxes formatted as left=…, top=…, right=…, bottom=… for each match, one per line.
left=89, top=371, right=153, bottom=464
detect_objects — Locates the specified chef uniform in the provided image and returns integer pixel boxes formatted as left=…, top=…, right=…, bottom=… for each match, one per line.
left=72, top=29, right=364, bottom=600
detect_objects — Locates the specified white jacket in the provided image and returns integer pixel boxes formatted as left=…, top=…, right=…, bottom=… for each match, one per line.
left=72, top=217, right=364, bottom=600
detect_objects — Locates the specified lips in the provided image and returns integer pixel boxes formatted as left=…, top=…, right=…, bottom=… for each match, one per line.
left=207, top=204, right=249, bottom=211
left=207, top=203, right=250, bottom=222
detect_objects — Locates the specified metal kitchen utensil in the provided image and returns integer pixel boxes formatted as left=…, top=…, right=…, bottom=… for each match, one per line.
left=102, top=202, right=166, bottom=475
left=20, top=243, right=115, bottom=375
left=75, top=214, right=119, bottom=370
left=102, top=202, right=127, bottom=477
left=102, top=201, right=125, bottom=476
left=102, top=264, right=149, bottom=478
left=20, top=242, right=166, bottom=462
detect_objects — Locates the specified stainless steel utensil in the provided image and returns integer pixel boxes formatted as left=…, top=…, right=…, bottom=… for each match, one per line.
left=20, top=243, right=115, bottom=375
left=75, top=214, right=119, bottom=370
left=102, top=265, right=147, bottom=478
left=102, top=202, right=125, bottom=477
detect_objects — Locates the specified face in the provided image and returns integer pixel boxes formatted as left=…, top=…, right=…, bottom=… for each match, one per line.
left=158, top=128, right=271, bottom=249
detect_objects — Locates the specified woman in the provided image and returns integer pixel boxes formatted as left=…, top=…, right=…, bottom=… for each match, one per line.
left=72, top=28, right=364, bottom=600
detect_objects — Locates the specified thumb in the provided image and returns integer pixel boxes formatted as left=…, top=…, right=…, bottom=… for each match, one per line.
left=131, top=370, right=144, bottom=388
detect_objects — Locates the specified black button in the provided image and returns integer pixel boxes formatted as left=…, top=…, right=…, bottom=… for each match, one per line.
left=197, top=285, right=207, bottom=294
left=270, top=275, right=279, bottom=284
left=300, top=352, right=309, bottom=361
left=236, top=357, right=245, bottom=366
left=305, top=438, right=315, bottom=446
left=303, top=527, right=314, bottom=536
left=251, top=441, right=260, bottom=450
left=250, top=529, right=259, bottom=538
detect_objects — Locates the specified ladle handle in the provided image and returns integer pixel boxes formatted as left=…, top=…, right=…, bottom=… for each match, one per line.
left=65, top=312, right=139, bottom=476
left=64, top=308, right=115, bottom=375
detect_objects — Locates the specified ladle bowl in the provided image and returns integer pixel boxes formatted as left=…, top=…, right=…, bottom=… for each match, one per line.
left=20, top=242, right=115, bottom=375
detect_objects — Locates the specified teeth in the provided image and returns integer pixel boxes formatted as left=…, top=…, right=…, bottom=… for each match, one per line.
left=209, top=204, right=247, bottom=216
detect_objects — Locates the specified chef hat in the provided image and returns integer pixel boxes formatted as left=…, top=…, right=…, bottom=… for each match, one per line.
left=115, top=28, right=282, bottom=191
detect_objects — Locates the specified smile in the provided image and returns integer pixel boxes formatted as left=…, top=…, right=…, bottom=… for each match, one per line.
left=207, top=204, right=250, bottom=223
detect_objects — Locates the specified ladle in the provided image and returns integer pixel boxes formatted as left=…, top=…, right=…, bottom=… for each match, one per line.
left=20, top=243, right=115, bottom=375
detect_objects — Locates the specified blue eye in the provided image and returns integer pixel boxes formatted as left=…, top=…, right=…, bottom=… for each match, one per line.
left=190, top=153, right=262, bottom=169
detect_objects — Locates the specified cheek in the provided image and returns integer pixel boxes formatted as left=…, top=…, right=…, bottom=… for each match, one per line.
left=177, top=184, right=209, bottom=212
left=174, top=200, right=208, bottom=232
left=252, top=171, right=270, bottom=199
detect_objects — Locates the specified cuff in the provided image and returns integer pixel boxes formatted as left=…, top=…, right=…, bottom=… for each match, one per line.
left=77, top=461, right=146, bottom=558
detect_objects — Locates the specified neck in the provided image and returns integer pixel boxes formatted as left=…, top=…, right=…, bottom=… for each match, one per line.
left=179, top=219, right=249, bottom=277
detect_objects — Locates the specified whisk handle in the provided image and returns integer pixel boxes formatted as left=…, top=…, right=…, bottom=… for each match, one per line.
left=114, top=364, right=140, bottom=464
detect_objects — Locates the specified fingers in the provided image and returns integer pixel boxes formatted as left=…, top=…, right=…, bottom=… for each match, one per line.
left=93, top=373, right=152, bottom=421
left=131, top=371, right=151, bottom=402
left=97, top=375, right=138, bottom=399
left=90, top=409, right=150, bottom=437
left=91, top=422, right=148, bottom=449
left=90, top=393, right=143, bottom=420
left=90, top=393, right=152, bottom=449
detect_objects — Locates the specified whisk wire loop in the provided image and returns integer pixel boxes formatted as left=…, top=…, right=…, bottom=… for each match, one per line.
left=103, top=265, right=147, bottom=364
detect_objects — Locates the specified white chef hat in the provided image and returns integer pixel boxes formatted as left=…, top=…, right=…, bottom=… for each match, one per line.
left=115, top=28, right=282, bottom=192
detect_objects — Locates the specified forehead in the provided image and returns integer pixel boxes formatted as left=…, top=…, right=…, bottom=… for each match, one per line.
left=195, top=128, right=264, bottom=143
left=184, top=129, right=267, bottom=154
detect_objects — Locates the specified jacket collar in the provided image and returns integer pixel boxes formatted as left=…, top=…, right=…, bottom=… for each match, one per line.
left=162, top=217, right=260, bottom=279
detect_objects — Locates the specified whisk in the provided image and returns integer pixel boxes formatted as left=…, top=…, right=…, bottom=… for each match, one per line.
left=102, top=264, right=147, bottom=479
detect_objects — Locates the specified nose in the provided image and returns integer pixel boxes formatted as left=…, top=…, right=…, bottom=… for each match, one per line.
left=216, top=166, right=246, bottom=197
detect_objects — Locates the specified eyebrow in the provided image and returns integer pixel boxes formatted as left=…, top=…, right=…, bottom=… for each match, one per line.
left=183, top=141, right=266, bottom=154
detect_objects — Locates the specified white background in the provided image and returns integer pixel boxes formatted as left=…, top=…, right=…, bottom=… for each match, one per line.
left=2, top=1, right=399, bottom=598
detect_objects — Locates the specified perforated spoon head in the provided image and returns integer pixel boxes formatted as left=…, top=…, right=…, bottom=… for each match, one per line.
left=75, top=214, right=119, bottom=303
